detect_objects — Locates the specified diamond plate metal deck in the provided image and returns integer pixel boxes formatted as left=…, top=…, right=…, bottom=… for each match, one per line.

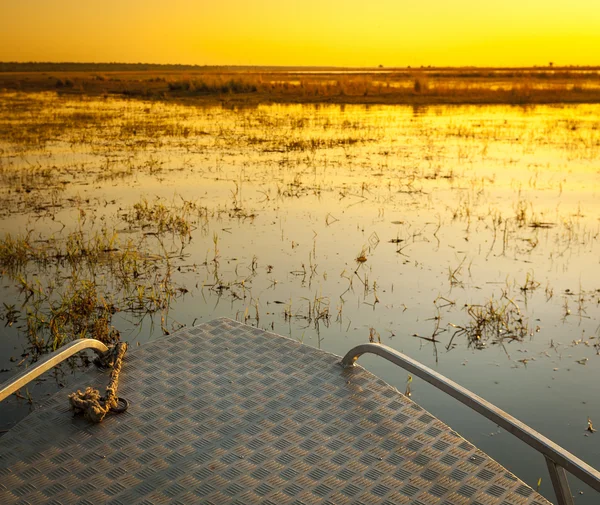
left=0, top=318, right=552, bottom=505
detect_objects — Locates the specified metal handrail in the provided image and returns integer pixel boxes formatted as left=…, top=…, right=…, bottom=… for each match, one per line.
left=0, top=339, right=109, bottom=403
left=341, top=343, right=600, bottom=505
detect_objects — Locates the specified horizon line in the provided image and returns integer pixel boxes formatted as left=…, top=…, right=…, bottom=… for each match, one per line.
left=2, top=61, right=600, bottom=71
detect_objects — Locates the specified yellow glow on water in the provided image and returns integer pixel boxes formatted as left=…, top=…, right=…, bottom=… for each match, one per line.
left=1, top=0, right=599, bottom=66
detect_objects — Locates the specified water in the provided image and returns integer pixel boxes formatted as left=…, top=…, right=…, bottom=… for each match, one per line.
left=1, top=92, right=599, bottom=503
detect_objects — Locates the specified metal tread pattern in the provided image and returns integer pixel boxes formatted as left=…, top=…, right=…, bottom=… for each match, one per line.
left=0, top=318, right=552, bottom=505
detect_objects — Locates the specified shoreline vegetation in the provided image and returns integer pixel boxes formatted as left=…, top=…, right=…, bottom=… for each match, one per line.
left=2, top=62, right=600, bottom=105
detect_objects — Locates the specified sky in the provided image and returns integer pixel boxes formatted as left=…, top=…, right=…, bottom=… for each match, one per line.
left=1, top=0, right=599, bottom=67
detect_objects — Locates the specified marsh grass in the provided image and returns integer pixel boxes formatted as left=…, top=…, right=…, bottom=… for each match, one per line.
left=3, top=66, right=600, bottom=105
left=168, top=77, right=258, bottom=94
left=223, top=72, right=600, bottom=105
left=0, top=90, right=598, bottom=366
left=0, top=216, right=188, bottom=360
left=448, top=296, right=529, bottom=351
left=122, top=197, right=207, bottom=240
left=20, top=275, right=119, bottom=355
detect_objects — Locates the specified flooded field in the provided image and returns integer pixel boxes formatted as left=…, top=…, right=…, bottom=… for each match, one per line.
left=1, top=91, right=599, bottom=503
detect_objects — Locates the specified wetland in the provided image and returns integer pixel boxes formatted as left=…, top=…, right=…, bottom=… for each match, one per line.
left=0, top=83, right=599, bottom=503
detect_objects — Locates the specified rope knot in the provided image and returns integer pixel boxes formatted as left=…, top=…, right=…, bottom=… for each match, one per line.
left=68, top=342, right=128, bottom=423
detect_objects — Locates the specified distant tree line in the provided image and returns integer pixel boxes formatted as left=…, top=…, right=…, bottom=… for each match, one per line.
left=0, top=62, right=222, bottom=72
left=0, top=62, right=352, bottom=73
left=1, top=62, right=599, bottom=75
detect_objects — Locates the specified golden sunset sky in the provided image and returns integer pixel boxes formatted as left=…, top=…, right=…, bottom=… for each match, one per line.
left=1, top=0, right=599, bottom=67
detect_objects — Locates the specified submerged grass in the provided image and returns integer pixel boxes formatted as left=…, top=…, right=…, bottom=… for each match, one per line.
left=122, top=197, right=208, bottom=240
left=0, top=216, right=188, bottom=360
left=448, top=296, right=529, bottom=351
left=0, top=90, right=598, bottom=368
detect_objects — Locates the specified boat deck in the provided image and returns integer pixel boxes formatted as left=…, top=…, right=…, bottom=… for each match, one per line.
left=0, top=318, right=551, bottom=504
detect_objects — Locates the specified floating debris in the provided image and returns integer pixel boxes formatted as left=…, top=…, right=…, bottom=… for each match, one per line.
left=528, top=222, right=555, bottom=229
left=369, top=327, right=381, bottom=343
left=587, top=418, right=596, bottom=434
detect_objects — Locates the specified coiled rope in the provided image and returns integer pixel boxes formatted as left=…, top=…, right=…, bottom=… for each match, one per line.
left=68, top=342, right=128, bottom=423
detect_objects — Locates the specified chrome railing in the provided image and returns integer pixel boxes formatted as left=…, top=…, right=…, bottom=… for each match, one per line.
left=0, top=339, right=109, bottom=403
left=341, top=343, right=600, bottom=505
